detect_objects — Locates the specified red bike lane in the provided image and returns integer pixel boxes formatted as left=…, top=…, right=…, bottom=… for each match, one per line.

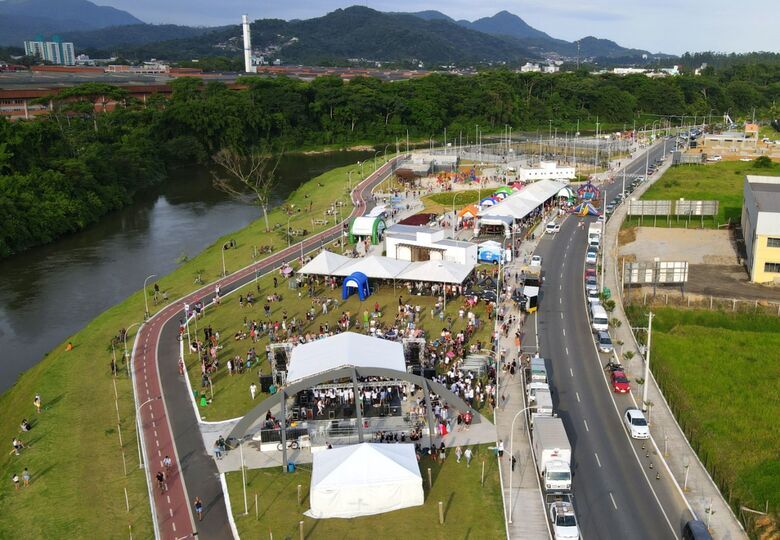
left=132, top=157, right=399, bottom=538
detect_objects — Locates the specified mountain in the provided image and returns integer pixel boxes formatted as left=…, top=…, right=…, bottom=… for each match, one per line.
left=60, top=24, right=227, bottom=51
left=459, top=10, right=552, bottom=41
left=575, top=36, right=650, bottom=59
left=0, top=0, right=143, bottom=46
left=403, top=10, right=454, bottom=23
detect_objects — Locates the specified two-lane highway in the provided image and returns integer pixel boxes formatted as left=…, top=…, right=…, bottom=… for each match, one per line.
left=534, top=141, right=693, bottom=538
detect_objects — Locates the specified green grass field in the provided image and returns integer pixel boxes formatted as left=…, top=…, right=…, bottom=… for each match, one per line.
left=0, top=157, right=389, bottom=538
left=225, top=444, right=504, bottom=539
left=623, top=160, right=780, bottom=228
left=625, top=307, right=780, bottom=523
left=422, top=190, right=484, bottom=213
left=185, top=274, right=495, bottom=421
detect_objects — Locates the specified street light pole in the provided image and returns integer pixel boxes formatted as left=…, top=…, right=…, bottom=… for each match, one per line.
left=507, top=406, right=534, bottom=524
left=136, top=396, right=161, bottom=468
left=642, top=311, right=653, bottom=412
left=221, top=244, right=227, bottom=277
left=143, top=274, right=156, bottom=320
left=123, top=322, right=141, bottom=377
left=451, top=192, right=462, bottom=239
left=286, top=214, right=293, bottom=247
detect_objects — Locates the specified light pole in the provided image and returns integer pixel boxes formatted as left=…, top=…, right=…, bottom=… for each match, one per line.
left=359, top=161, right=364, bottom=178
left=221, top=243, right=227, bottom=277
left=642, top=311, right=653, bottom=412
left=451, top=191, right=462, bottom=238
left=373, top=150, right=381, bottom=171
left=136, top=395, right=161, bottom=468
left=348, top=170, right=353, bottom=192
left=143, top=274, right=156, bottom=320
left=123, top=322, right=141, bottom=376
left=286, top=214, right=293, bottom=247
left=507, top=406, right=534, bottom=524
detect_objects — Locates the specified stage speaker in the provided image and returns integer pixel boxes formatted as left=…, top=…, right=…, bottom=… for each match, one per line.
left=259, top=375, right=273, bottom=392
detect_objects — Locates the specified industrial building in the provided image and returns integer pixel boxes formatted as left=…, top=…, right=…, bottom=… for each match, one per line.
left=518, top=161, right=575, bottom=182
left=741, top=175, right=780, bottom=284
left=23, top=37, right=75, bottom=65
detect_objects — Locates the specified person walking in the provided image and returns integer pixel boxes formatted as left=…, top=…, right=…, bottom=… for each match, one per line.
left=22, top=468, right=30, bottom=487
left=12, top=473, right=20, bottom=490
left=249, top=383, right=257, bottom=400
left=464, top=447, right=473, bottom=467
left=497, top=439, right=504, bottom=458
left=33, top=394, right=42, bottom=414
left=162, top=455, right=172, bottom=473
left=194, top=496, right=203, bottom=521
left=455, top=446, right=463, bottom=464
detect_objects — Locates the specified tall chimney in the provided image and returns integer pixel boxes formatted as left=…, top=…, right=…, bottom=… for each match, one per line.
left=242, top=14, right=253, bottom=73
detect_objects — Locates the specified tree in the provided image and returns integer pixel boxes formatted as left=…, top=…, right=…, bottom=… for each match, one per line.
left=212, top=147, right=280, bottom=232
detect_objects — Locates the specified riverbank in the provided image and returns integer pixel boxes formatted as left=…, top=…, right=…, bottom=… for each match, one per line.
left=0, top=158, right=384, bottom=538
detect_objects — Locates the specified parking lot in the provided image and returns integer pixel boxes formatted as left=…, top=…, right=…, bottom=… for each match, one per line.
left=620, top=227, right=737, bottom=264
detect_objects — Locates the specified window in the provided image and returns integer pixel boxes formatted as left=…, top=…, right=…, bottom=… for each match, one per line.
left=768, top=238, right=780, bottom=248
left=765, top=262, right=780, bottom=273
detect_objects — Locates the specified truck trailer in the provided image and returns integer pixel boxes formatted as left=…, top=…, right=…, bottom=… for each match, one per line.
left=532, top=416, right=573, bottom=492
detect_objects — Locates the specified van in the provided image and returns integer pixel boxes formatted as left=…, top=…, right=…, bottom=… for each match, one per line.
left=530, top=356, right=548, bottom=383
left=530, top=389, right=553, bottom=425
left=590, top=304, right=609, bottom=332
left=682, top=520, right=713, bottom=540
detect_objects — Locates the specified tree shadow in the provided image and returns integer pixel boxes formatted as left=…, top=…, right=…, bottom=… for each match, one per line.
left=44, top=393, right=65, bottom=411
left=33, top=461, right=56, bottom=481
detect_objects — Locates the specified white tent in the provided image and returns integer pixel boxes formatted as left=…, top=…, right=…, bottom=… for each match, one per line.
left=479, top=179, right=567, bottom=220
left=286, top=332, right=405, bottom=383
left=398, top=259, right=474, bottom=284
left=299, top=251, right=352, bottom=276
left=332, top=254, right=411, bottom=279
left=306, top=443, right=424, bottom=519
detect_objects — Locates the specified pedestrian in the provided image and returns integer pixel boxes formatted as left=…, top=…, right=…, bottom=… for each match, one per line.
left=22, top=468, right=30, bottom=487
left=464, top=447, right=473, bottom=467
left=250, top=383, right=257, bottom=400
left=33, top=394, right=42, bottom=414
left=11, top=437, right=24, bottom=455
left=156, top=470, right=166, bottom=493
left=273, top=277, right=278, bottom=289
left=194, top=496, right=203, bottom=521
left=497, top=439, right=504, bottom=458
left=455, top=446, right=463, bottom=463
left=163, top=455, right=172, bottom=472
left=213, top=442, right=223, bottom=460
left=511, top=455, right=517, bottom=471
left=12, top=473, right=19, bottom=490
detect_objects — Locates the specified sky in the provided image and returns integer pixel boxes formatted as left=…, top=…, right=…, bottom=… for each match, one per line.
left=98, top=0, right=780, bottom=55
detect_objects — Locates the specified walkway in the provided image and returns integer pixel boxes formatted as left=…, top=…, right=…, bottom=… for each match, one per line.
left=603, top=158, right=748, bottom=540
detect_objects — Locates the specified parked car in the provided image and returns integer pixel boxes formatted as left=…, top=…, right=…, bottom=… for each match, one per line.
left=624, top=408, right=650, bottom=439
left=584, top=268, right=597, bottom=280
left=530, top=255, right=543, bottom=267
left=585, top=275, right=598, bottom=290
left=682, top=519, right=713, bottom=540
left=596, top=331, right=613, bottom=353
left=610, top=370, right=631, bottom=393
left=545, top=222, right=560, bottom=234
left=586, top=288, right=600, bottom=304
left=549, top=499, right=580, bottom=540
left=586, top=249, right=598, bottom=265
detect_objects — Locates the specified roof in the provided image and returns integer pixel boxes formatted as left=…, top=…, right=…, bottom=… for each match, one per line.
left=333, top=255, right=411, bottom=279
left=286, top=333, right=405, bottom=383
left=385, top=224, right=439, bottom=238
left=479, top=179, right=567, bottom=220
left=397, top=259, right=475, bottom=284
left=746, top=175, right=780, bottom=214
left=398, top=213, right=436, bottom=226
left=311, top=443, right=421, bottom=490
left=351, top=216, right=383, bottom=236
left=299, top=251, right=353, bottom=276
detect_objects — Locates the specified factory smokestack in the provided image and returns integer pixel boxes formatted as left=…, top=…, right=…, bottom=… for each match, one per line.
left=242, top=14, right=254, bottom=73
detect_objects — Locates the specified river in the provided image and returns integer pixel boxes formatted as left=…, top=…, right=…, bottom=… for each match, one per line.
left=0, top=150, right=373, bottom=392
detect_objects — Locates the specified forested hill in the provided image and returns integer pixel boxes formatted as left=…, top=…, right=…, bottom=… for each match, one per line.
left=1, top=69, right=777, bottom=257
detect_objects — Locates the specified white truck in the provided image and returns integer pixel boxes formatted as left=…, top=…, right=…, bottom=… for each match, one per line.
left=533, top=416, right=573, bottom=492
left=530, top=389, right=554, bottom=425
left=587, top=222, right=603, bottom=247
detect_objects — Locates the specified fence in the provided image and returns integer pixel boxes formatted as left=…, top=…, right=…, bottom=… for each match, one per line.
left=624, top=289, right=780, bottom=316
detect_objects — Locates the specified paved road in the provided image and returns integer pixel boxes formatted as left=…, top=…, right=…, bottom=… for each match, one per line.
left=133, top=158, right=401, bottom=539
left=534, top=142, right=695, bottom=539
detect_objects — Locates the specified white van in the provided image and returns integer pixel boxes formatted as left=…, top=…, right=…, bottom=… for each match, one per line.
left=590, top=304, right=609, bottom=332
left=526, top=381, right=550, bottom=403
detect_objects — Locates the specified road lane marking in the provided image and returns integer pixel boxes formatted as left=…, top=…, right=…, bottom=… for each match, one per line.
left=569, top=368, right=574, bottom=377
left=565, top=347, right=569, bottom=355
left=595, top=453, right=602, bottom=468
left=559, top=284, right=562, bottom=291
left=169, top=508, right=174, bottom=517
left=156, top=440, right=159, bottom=447
left=559, top=298, right=562, bottom=304
left=560, top=313, right=563, bottom=319
left=562, top=328, right=565, bottom=337
left=576, top=392, right=581, bottom=402
left=167, top=495, right=170, bottom=503
left=154, top=430, right=158, bottom=438
left=584, top=419, right=590, bottom=432
left=560, top=272, right=563, bottom=279
left=172, top=522, right=176, bottom=532
left=609, top=492, right=618, bottom=510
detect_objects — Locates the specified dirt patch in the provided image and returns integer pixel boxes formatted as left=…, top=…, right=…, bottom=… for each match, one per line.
left=619, top=227, right=737, bottom=265
left=618, top=226, right=637, bottom=246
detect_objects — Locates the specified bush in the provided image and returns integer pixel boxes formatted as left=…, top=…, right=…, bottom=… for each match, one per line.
left=753, top=156, right=773, bottom=168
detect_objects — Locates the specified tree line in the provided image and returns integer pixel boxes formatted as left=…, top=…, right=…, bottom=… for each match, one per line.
left=1, top=69, right=778, bottom=257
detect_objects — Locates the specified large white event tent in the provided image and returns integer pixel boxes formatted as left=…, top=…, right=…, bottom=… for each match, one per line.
left=479, top=179, right=568, bottom=221
left=331, top=254, right=411, bottom=279
left=397, top=259, right=473, bottom=284
left=286, top=332, right=405, bottom=383
left=298, top=251, right=353, bottom=276
left=306, top=443, right=424, bottom=519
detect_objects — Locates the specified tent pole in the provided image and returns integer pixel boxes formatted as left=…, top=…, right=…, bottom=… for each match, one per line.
left=352, top=368, right=364, bottom=443
left=280, top=390, right=288, bottom=472
left=422, top=379, right=437, bottom=450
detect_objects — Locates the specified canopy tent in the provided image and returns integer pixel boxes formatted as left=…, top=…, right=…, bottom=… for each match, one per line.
left=479, top=179, right=567, bottom=221
left=286, top=332, right=405, bottom=383
left=557, top=186, right=576, bottom=198
left=333, top=255, right=411, bottom=279
left=349, top=217, right=386, bottom=245
left=494, top=186, right=514, bottom=196
left=299, top=251, right=353, bottom=276
left=572, top=201, right=601, bottom=216
left=342, top=271, right=370, bottom=301
left=479, top=197, right=498, bottom=207
left=398, top=259, right=474, bottom=284
left=458, top=204, right=479, bottom=219
left=306, top=443, right=423, bottom=519
left=366, top=205, right=388, bottom=218
left=492, top=191, right=508, bottom=201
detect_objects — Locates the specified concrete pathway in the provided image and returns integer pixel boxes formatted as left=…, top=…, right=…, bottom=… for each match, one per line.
left=603, top=159, right=748, bottom=540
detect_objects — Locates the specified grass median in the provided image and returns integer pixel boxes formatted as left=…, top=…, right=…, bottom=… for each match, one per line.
left=225, top=443, right=504, bottom=539
left=625, top=306, right=780, bottom=531
left=622, top=160, right=780, bottom=229
left=0, top=158, right=389, bottom=538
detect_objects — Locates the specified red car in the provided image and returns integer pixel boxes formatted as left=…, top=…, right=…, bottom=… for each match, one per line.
left=584, top=268, right=597, bottom=280
left=610, top=370, right=631, bottom=393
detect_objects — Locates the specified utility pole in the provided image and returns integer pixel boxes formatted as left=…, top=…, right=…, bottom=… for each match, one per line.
left=642, top=311, right=653, bottom=412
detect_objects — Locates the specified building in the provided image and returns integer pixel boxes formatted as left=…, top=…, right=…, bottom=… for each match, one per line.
left=384, top=224, right=477, bottom=266
left=518, top=161, right=575, bottom=182
left=520, top=62, right=541, bottom=73
left=741, top=175, right=780, bottom=284
left=24, top=37, right=75, bottom=65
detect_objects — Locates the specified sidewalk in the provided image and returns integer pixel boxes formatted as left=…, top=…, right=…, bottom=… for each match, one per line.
left=495, top=223, right=550, bottom=540
left=602, top=156, right=748, bottom=540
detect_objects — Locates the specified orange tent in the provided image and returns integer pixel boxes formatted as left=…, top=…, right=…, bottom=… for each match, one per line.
left=458, top=204, right=479, bottom=219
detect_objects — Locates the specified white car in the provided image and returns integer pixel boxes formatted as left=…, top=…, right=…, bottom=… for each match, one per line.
left=585, top=250, right=598, bottom=265
left=530, top=255, right=542, bottom=267
left=550, top=500, right=580, bottom=540
left=586, top=288, right=600, bottom=304
left=526, top=382, right=550, bottom=403
left=545, top=222, right=558, bottom=234
left=624, top=408, right=650, bottom=439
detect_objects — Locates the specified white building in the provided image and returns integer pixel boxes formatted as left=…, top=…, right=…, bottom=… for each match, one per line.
left=520, top=62, right=541, bottom=73
left=518, top=161, right=575, bottom=182
left=24, top=38, right=75, bottom=65
left=542, top=65, right=559, bottom=73
left=384, top=225, right=477, bottom=266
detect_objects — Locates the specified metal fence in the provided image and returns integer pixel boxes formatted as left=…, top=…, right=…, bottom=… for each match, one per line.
left=625, top=289, right=780, bottom=316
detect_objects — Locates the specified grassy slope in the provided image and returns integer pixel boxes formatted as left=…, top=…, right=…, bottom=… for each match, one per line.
left=0, top=159, right=380, bottom=537
left=422, top=189, right=484, bottom=213
left=625, top=160, right=780, bottom=227
left=225, top=444, right=504, bottom=539
left=626, top=307, right=780, bottom=517
left=185, top=276, right=494, bottom=421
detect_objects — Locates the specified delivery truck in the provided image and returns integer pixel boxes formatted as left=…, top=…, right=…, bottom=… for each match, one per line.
left=532, top=416, right=573, bottom=492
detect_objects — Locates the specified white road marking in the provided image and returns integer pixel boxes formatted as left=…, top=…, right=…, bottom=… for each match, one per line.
left=560, top=313, right=563, bottom=319
left=154, top=430, right=158, bottom=438
left=584, top=419, right=590, bottom=432
left=169, top=508, right=174, bottom=517
left=609, top=492, right=618, bottom=510
left=157, top=450, right=161, bottom=457
left=576, top=392, right=581, bottom=402
left=167, top=495, right=170, bottom=503
left=559, top=298, right=562, bottom=304
left=595, top=453, right=602, bottom=468
left=565, top=347, right=569, bottom=355
left=172, top=523, right=176, bottom=532
left=152, top=421, right=156, bottom=428
left=562, top=328, right=566, bottom=336
left=569, top=368, right=574, bottom=377
left=560, top=272, right=563, bottom=279
left=156, top=440, right=160, bottom=447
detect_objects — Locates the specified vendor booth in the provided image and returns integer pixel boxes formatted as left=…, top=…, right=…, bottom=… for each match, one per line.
left=342, top=271, right=370, bottom=301
left=349, top=216, right=386, bottom=245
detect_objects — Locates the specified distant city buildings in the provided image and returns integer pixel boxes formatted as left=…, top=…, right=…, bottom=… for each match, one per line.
left=519, top=62, right=560, bottom=73
left=23, top=36, right=75, bottom=66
